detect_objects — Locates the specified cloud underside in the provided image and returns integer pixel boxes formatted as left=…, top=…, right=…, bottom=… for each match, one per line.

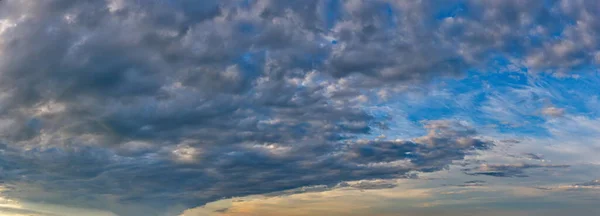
left=0, top=0, right=599, bottom=215
left=0, top=119, right=492, bottom=215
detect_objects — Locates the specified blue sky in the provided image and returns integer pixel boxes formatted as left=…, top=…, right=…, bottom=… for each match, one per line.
left=0, top=0, right=599, bottom=215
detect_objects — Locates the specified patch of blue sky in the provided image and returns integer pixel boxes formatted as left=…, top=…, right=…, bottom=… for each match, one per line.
left=434, top=1, right=467, bottom=20
left=240, top=0, right=253, bottom=9
left=381, top=3, right=398, bottom=29
left=543, top=0, right=559, bottom=9
left=237, top=22, right=258, bottom=35
left=532, top=70, right=600, bottom=118
left=315, top=38, right=596, bottom=142
left=359, top=67, right=600, bottom=140
left=360, top=103, right=424, bottom=141
left=483, top=54, right=528, bottom=73
left=441, top=71, right=555, bottom=135
left=237, top=50, right=266, bottom=79
left=324, top=0, right=341, bottom=30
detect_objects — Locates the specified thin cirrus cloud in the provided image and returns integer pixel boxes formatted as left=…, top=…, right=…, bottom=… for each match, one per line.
left=0, top=0, right=599, bottom=215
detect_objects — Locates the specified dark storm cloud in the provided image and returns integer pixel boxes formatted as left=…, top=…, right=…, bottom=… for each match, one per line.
left=0, top=0, right=598, bottom=215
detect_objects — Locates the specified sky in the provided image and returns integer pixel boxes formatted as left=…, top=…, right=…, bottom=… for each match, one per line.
left=0, top=0, right=599, bottom=215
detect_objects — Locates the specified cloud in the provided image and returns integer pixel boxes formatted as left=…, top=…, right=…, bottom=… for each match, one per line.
left=339, top=180, right=399, bottom=190
left=0, top=0, right=599, bottom=215
left=449, top=180, right=486, bottom=187
left=464, top=163, right=569, bottom=177
left=574, top=179, right=600, bottom=187
left=522, top=153, right=544, bottom=160
left=530, top=179, right=600, bottom=193
left=542, top=106, right=565, bottom=117
left=553, top=179, right=600, bottom=191
left=0, top=119, right=491, bottom=215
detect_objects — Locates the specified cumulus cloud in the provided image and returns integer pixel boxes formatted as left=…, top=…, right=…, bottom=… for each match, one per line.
left=0, top=0, right=598, bottom=215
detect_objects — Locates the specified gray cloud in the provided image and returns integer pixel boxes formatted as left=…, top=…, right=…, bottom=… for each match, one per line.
left=0, top=120, right=491, bottom=215
left=572, top=179, right=600, bottom=188
left=464, top=163, right=569, bottom=177
left=339, top=180, right=399, bottom=190
left=444, top=180, right=487, bottom=187
left=522, top=153, right=545, bottom=160
left=0, top=0, right=598, bottom=215
left=539, top=179, right=600, bottom=192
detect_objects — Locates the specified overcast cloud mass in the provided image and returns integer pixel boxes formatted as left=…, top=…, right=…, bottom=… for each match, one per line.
left=0, top=0, right=599, bottom=215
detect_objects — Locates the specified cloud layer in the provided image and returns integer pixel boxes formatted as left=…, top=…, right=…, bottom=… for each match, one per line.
left=1, top=0, right=600, bottom=215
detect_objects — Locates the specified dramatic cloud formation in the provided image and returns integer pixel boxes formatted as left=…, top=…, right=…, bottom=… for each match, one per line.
left=0, top=119, right=492, bottom=215
left=0, top=0, right=599, bottom=215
